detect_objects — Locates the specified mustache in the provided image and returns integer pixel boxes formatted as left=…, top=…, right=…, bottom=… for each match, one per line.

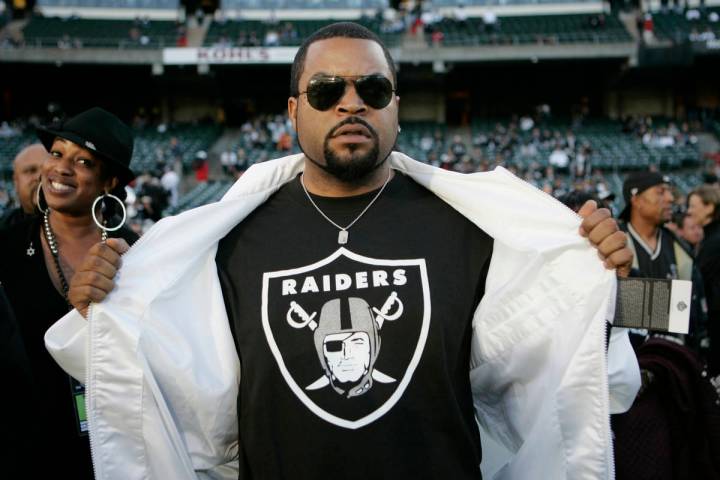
left=327, top=116, right=378, bottom=140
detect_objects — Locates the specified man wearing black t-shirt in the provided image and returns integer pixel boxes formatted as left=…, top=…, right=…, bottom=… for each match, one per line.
left=212, top=24, right=631, bottom=479
left=216, top=172, right=492, bottom=478
left=63, top=22, right=635, bottom=480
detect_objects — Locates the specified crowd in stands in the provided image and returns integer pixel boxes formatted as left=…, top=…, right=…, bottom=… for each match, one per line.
left=6, top=1, right=720, bottom=52
left=407, top=4, right=626, bottom=46
left=2, top=106, right=719, bottom=232
left=1, top=15, right=188, bottom=49
left=639, top=6, right=720, bottom=45
left=0, top=3, right=642, bottom=50
left=209, top=16, right=299, bottom=48
left=219, top=113, right=296, bottom=177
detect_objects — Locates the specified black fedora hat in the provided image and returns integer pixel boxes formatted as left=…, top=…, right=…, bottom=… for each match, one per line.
left=37, top=107, right=135, bottom=185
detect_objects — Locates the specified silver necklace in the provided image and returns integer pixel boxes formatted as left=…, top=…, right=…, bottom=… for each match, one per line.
left=43, top=210, right=107, bottom=305
left=300, top=169, right=393, bottom=245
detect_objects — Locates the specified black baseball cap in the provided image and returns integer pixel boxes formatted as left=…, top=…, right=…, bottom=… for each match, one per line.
left=619, top=171, right=671, bottom=220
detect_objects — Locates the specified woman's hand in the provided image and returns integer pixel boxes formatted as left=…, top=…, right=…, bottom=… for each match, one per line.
left=69, top=238, right=129, bottom=318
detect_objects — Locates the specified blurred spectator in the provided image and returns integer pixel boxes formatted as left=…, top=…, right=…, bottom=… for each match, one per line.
left=220, top=149, right=237, bottom=176
left=549, top=144, right=570, bottom=172
left=194, top=150, right=209, bottom=182
left=0, top=121, right=19, bottom=137
left=0, top=185, right=9, bottom=210
left=669, top=211, right=704, bottom=254
left=453, top=4, right=468, bottom=27
left=136, top=172, right=169, bottom=222
left=277, top=130, right=293, bottom=151
left=519, top=115, right=534, bottom=132
left=455, top=155, right=475, bottom=173
left=482, top=10, right=498, bottom=32
left=589, top=13, right=606, bottom=29
left=161, top=167, right=180, bottom=208
left=264, top=28, right=279, bottom=46
left=686, top=8, right=701, bottom=20
left=0, top=144, right=45, bottom=230
left=430, top=28, right=444, bottom=45
left=688, top=185, right=720, bottom=376
left=642, top=13, right=655, bottom=44
left=450, top=134, right=467, bottom=157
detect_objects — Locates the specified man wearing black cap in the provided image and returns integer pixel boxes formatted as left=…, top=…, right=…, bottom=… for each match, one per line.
left=619, top=171, right=706, bottom=347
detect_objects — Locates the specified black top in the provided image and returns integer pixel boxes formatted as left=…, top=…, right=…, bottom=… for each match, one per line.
left=698, top=220, right=720, bottom=375
left=216, top=172, right=493, bottom=480
left=623, top=223, right=708, bottom=350
left=698, top=220, right=720, bottom=315
left=626, top=225, right=680, bottom=280
left=0, top=284, right=36, bottom=478
left=0, top=215, right=138, bottom=479
left=0, top=207, right=34, bottom=232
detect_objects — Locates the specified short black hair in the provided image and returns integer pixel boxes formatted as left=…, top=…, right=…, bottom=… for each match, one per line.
left=559, top=190, right=599, bottom=213
left=289, top=22, right=397, bottom=98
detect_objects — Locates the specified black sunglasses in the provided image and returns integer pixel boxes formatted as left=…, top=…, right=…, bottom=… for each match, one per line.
left=299, top=74, right=396, bottom=111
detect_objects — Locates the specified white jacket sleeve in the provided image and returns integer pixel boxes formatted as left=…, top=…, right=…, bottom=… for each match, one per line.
left=470, top=243, right=616, bottom=480
left=45, top=308, right=88, bottom=383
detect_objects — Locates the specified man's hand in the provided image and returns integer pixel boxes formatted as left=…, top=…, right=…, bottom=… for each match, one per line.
left=577, top=200, right=632, bottom=277
left=68, top=238, right=129, bottom=318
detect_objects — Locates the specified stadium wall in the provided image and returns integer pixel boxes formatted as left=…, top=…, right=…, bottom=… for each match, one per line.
left=398, top=91, right=445, bottom=123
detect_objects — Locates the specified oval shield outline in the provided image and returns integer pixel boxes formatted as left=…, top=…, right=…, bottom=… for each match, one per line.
left=261, top=247, right=431, bottom=429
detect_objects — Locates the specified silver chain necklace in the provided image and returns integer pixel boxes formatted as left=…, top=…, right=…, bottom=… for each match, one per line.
left=43, top=210, right=107, bottom=305
left=300, top=169, right=393, bottom=245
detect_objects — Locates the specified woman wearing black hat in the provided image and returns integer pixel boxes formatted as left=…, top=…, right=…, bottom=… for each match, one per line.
left=0, top=107, right=139, bottom=479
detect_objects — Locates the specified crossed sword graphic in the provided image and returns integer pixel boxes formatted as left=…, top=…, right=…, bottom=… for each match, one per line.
left=286, top=291, right=404, bottom=391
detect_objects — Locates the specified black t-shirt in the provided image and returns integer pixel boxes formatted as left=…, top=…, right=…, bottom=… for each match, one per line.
left=0, top=216, right=138, bottom=480
left=626, top=225, right=680, bottom=280
left=216, top=172, right=493, bottom=479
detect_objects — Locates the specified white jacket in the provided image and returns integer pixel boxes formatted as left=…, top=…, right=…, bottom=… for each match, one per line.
left=46, top=152, right=639, bottom=480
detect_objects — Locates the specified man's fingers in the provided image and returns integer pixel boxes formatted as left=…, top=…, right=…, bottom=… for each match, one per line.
left=578, top=203, right=612, bottom=237
left=604, top=248, right=634, bottom=273
left=586, top=215, right=617, bottom=245
left=596, top=230, right=634, bottom=275
left=576, top=199, right=597, bottom=219
left=595, top=230, right=627, bottom=258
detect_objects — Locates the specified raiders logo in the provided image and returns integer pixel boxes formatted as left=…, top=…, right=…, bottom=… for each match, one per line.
left=261, top=247, right=430, bottom=429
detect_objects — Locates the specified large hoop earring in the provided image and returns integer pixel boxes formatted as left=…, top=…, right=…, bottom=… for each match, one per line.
left=35, top=185, right=48, bottom=214
left=92, top=192, right=127, bottom=233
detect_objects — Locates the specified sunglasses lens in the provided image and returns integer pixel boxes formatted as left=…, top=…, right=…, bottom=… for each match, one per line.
left=306, top=77, right=346, bottom=111
left=355, top=75, right=394, bottom=109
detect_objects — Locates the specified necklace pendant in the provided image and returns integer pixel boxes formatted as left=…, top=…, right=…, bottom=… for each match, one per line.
left=26, top=242, right=35, bottom=256
left=338, top=230, right=349, bottom=245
